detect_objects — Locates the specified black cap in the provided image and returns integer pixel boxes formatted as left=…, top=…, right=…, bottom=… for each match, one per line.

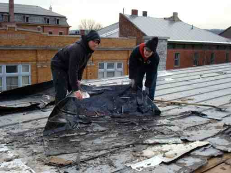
left=85, top=30, right=101, bottom=43
left=145, top=37, right=158, bottom=52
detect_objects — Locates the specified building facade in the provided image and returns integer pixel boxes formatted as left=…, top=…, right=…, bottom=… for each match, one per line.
left=0, top=26, right=135, bottom=91
left=0, top=1, right=70, bottom=35
left=99, top=10, right=231, bottom=70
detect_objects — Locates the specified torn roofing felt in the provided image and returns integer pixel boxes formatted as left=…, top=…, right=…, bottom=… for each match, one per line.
left=43, top=84, right=161, bottom=136
left=0, top=81, right=55, bottom=115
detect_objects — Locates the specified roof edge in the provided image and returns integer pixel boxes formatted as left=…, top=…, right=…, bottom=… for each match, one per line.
left=219, top=26, right=231, bottom=35
left=168, top=39, right=231, bottom=45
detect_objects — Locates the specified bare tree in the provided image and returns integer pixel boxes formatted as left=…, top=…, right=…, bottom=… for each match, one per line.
left=78, top=19, right=103, bottom=31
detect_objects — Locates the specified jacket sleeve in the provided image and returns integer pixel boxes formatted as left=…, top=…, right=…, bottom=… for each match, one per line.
left=145, top=53, right=159, bottom=87
left=129, top=48, right=139, bottom=79
left=78, top=63, right=87, bottom=81
left=68, top=46, right=84, bottom=91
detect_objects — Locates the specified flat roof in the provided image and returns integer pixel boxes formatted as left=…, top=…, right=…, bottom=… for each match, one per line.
left=1, top=63, right=231, bottom=172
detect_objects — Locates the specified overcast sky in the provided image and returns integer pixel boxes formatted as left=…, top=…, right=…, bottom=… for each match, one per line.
left=1, top=0, right=230, bottom=30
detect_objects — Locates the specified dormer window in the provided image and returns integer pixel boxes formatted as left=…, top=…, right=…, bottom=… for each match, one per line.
left=56, top=19, right=60, bottom=25
left=25, top=16, right=29, bottom=23
left=45, top=18, right=50, bottom=24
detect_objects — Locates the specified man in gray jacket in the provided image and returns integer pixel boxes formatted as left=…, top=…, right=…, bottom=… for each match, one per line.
left=51, top=30, right=100, bottom=104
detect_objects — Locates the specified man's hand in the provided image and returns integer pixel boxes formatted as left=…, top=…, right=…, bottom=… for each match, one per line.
left=75, top=90, right=83, bottom=100
left=130, top=79, right=135, bottom=88
left=77, top=80, right=81, bottom=89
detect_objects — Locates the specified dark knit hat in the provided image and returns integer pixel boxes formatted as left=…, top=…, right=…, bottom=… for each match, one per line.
left=85, top=30, right=101, bottom=43
left=145, top=37, right=158, bottom=52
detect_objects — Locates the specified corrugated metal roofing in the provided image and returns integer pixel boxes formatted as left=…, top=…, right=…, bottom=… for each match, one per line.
left=124, top=14, right=231, bottom=43
left=0, top=3, right=65, bottom=17
left=98, top=22, right=119, bottom=37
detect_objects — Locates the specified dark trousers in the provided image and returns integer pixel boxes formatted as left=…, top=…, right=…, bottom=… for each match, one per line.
left=136, top=72, right=158, bottom=101
left=51, top=66, right=71, bottom=104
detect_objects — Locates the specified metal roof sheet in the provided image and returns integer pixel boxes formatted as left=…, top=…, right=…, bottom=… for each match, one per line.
left=124, top=14, right=231, bottom=43
left=0, top=3, right=65, bottom=17
left=98, top=22, right=119, bottom=37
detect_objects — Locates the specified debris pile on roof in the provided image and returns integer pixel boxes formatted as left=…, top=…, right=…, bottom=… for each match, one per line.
left=0, top=63, right=231, bottom=172
left=0, top=81, right=55, bottom=115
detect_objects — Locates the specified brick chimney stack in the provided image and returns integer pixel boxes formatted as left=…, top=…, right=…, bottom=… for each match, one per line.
left=131, top=9, right=138, bottom=16
left=173, top=12, right=179, bottom=21
left=9, top=0, right=15, bottom=22
left=142, top=11, right=147, bottom=17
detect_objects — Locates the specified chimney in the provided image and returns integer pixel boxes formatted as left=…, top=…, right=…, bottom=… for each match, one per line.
left=131, top=9, right=138, bottom=16
left=142, top=11, right=147, bottom=17
left=173, top=12, right=178, bottom=21
left=49, top=5, right=52, bottom=11
left=9, top=0, right=14, bottom=22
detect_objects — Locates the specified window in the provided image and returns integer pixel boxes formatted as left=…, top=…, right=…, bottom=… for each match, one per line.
left=6, top=65, right=18, bottom=73
left=48, top=31, right=53, bottom=35
left=193, top=52, right=199, bottom=66
left=210, top=53, right=215, bottom=64
left=22, top=76, right=30, bottom=86
left=45, top=18, right=50, bottom=24
left=6, top=77, right=18, bottom=90
left=174, top=53, right=180, bottom=67
left=0, top=64, right=31, bottom=91
left=56, top=19, right=60, bottom=25
left=116, top=62, right=123, bottom=76
left=22, top=65, right=29, bottom=72
left=98, top=62, right=123, bottom=79
left=226, top=53, right=229, bottom=63
left=25, top=16, right=29, bottom=23
left=59, top=31, right=63, bottom=35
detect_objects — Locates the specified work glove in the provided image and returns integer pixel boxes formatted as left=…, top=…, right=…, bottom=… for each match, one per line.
left=130, top=79, right=135, bottom=88
left=74, top=90, right=83, bottom=100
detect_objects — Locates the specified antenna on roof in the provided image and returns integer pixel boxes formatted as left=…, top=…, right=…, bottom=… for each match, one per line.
left=123, top=8, right=125, bottom=14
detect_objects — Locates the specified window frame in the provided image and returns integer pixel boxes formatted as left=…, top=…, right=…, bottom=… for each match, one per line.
left=226, top=52, right=229, bottom=63
left=193, top=52, right=199, bottom=66
left=98, top=62, right=124, bottom=79
left=25, top=16, right=29, bottom=23
left=0, top=64, right=31, bottom=91
left=210, top=53, right=215, bottom=64
left=174, top=53, right=180, bottom=67
left=56, top=19, right=60, bottom=25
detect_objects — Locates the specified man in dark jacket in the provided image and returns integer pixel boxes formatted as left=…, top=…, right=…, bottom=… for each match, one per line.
left=51, top=30, right=101, bottom=104
left=129, top=37, right=159, bottom=101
